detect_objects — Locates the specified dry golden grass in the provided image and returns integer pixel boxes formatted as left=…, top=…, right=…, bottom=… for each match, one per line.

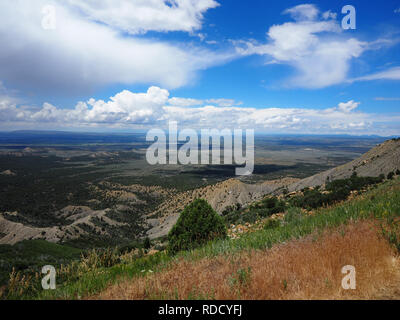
left=95, top=220, right=400, bottom=300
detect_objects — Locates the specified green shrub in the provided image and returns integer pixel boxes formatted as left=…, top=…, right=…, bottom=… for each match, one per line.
left=223, top=196, right=286, bottom=226
left=154, top=243, right=166, bottom=251
left=284, top=207, right=304, bottom=224
left=143, top=237, right=151, bottom=250
left=167, top=199, right=227, bottom=255
left=259, top=197, right=286, bottom=214
left=290, top=188, right=328, bottom=209
left=263, top=219, right=281, bottom=230
left=387, top=171, right=395, bottom=180
left=287, top=174, right=385, bottom=211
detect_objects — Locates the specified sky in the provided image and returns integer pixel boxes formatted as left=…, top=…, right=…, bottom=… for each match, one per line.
left=0, top=0, right=399, bottom=135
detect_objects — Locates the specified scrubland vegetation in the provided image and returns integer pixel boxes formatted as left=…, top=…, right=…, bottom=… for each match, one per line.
left=2, top=175, right=400, bottom=300
left=222, top=172, right=385, bottom=225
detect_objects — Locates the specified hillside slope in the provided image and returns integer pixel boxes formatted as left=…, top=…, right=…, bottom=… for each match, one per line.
left=23, top=176, right=400, bottom=300
left=95, top=177, right=400, bottom=300
left=288, top=138, right=400, bottom=192
left=147, top=139, right=400, bottom=239
left=99, top=221, right=400, bottom=300
left=146, top=177, right=297, bottom=239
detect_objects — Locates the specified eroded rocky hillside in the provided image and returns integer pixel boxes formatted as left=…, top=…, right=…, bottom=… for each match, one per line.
left=146, top=139, right=400, bottom=239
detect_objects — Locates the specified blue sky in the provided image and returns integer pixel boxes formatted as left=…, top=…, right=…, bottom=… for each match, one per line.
left=151, top=0, right=400, bottom=113
left=0, top=0, right=399, bottom=135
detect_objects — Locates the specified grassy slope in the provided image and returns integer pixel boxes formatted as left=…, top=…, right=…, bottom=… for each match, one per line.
left=0, top=240, right=82, bottom=285
left=17, top=177, right=400, bottom=299
left=98, top=220, right=399, bottom=300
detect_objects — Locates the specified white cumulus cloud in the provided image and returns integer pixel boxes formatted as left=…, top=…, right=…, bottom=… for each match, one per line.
left=167, top=97, right=203, bottom=107
left=0, top=0, right=230, bottom=95
left=337, top=100, right=360, bottom=113
left=1, top=87, right=399, bottom=136
left=283, top=4, right=320, bottom=21
left=167, top=97, right=241, bottom=107
left=236, top=4, right=370, bottom=88
left=65, top=0, right=220, bottom=34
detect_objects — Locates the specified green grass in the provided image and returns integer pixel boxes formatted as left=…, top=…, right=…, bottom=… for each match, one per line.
left=0, top=240, right=81, bottom=259
left=6, top=177, right=400, bottom=300
left=0, top=240, right=82, bottom=285
left=35, top=251, right=171, bottom=300
left=191, top=179, right=400, bottom=258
